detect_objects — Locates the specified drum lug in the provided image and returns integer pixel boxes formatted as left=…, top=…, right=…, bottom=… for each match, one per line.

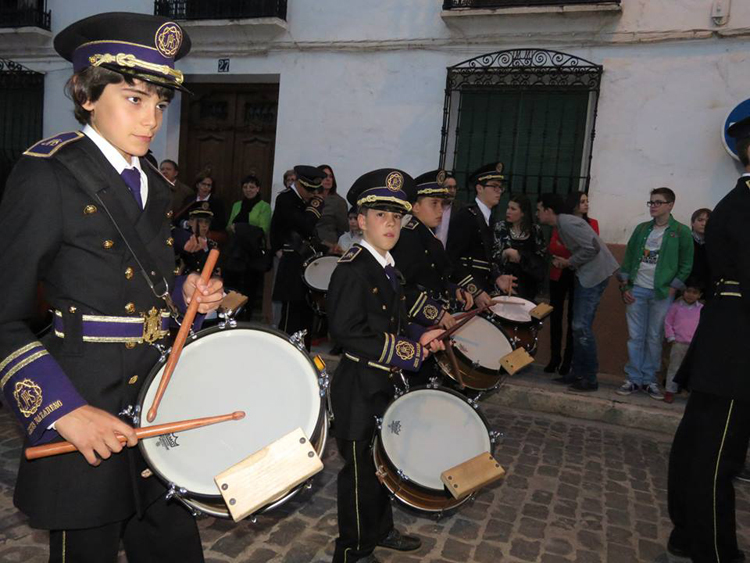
left=165, top=482, right=187, bottom=502
left=489, top=430, right=503, bottom=444
left=218, top=318, right=238, bottom=330
left=396, top=469, right=410, bottom=482
left=428, top=376, right=440, bottom=389
left=150, top=342, right=168, bottom=360
left=189, top=328, right=198, bottom=341
left=305, top=480, right=313, bottom=490
left=118, top=404, right=141, bottom=425
left=290, top=330, right=308, bottom=352
left=190, top=508, right=203, bottom=518
left=467, top=396, right=480, bottom=410
left=374, top=416, right=383, bottom=430
left=317, top=365, right=330, bottom=397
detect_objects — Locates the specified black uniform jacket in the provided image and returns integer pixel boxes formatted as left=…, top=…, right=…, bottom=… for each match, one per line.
left=0, top=133, right=181, bottom=529
left=392, top=217, right=478, bottom=325
left=675, top=177, right=750, bottom=401
left=270, top=187, right=323, bottom=301
left=327, top=245, right=424, bottom=441
left=446, top=202, right=497, bottom=295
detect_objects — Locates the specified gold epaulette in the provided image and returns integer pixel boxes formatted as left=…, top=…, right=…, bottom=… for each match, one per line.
left=23, top=131, right=84, bottom=158
left=338, top=245, right=362, bottom=263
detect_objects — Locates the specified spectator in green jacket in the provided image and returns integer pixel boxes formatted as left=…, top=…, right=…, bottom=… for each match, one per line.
left=616, top=187, right=693, bottom=400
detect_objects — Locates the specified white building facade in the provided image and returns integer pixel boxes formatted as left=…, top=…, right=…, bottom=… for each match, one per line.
left=2, top=0, right=750, bottom=243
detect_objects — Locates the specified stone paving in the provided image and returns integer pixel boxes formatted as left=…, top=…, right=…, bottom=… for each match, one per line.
left=1, top=399, right=749, bottom=563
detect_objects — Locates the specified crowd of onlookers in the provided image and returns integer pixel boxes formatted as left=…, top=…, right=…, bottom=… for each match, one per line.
left=160, top=158, right=711, bottom=404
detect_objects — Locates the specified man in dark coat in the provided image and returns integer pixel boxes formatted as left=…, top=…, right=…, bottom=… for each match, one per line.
left=270, top=165, right=326, bottom=349
left=0, top=13, right=223, bottom=562
left=667, top=116, right=750, bottom=563
left=446, top=162, right=515, bottom=306
left=326, top=168, right=444, bottom=563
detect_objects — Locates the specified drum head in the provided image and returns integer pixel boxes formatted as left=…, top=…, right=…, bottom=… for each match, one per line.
left=380, top=388, right=491, bottom=491
left=452, top=316, right=513, bottom=370
left=490, top=296, right=537, bottom=323
left=303, top=256, right=340, bottom=291
left=138, top=326, right=322, bottom=497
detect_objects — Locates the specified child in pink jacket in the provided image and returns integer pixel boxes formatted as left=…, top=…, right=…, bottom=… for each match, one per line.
left=663, top=280, right=703, bottom=403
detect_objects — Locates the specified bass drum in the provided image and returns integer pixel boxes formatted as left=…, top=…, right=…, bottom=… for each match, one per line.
left=374, top=386, right=494, bottom=512
left=302, top=255, right=340, bottom=315
left=137, top=323, right=328, bottom=519
left=435, top=315, right=515, bottom=390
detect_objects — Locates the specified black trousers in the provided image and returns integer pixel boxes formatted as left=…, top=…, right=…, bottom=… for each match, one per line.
left=548, top=268, right=575, bottom=366
left=333, top=438, right=393, bottom=563
left=668, top=390, right=750, bottom=563
left=279, top=299, right=313, bottom=349
left=49, top=498, right=203, bottom=563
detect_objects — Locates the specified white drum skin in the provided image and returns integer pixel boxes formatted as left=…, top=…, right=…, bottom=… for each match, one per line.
left=379, top=388, right=492, bottom=491
left=451, top=315, right=514, bottom=371
left=490, top=296, right=537, bottom=323
left=138, top=325, right=324, bottom=499
left=302, top=255, right=340, bottom=292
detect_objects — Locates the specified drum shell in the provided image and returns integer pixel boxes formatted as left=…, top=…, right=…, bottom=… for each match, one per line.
left=135, top=322, right=328, bottom=519
left=374, top=385, right=493, bottom=513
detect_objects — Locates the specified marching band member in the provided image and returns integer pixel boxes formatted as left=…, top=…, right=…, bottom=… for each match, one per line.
left=0, top=13, right=223, bottom=562
left=446, top=162, right=516, bottom=305
left=270, top=165, right=326, bottom=349
left=327, top=168, right=445, bottom=563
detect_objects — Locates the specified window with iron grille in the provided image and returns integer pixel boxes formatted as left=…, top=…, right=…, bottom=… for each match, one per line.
left=154, top=0, right=287, bottom=20
left=0, top=58, right=44, bottom=200
left=440, top=49, right=602, bottom=201
left=0, top=0, right=51, bottom=30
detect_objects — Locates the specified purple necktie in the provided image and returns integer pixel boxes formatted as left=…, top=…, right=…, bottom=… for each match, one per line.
left=384, top=264, right=399, bottom=291
left=121, top=168, right=143, bottom=209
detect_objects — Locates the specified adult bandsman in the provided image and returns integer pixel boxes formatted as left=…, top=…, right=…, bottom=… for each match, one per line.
left=327, top=168, right=445, bottom=563
left=666, top=117, right=750, bottom=563
left=0, top=13, right=224, bottom=562
left=270, top=165, right=326, bottom=349
left=446, top=162, right=516, bottom=304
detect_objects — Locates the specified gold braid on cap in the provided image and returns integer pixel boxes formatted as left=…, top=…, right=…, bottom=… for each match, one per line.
left=297, top=177, right=322, bottom=189
left=356, top=194, right=412, bottom=212
left=89, top=53, right=184, bottom=84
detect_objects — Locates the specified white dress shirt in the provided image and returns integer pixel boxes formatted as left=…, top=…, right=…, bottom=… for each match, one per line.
left=359, top=238, right=395, bottom=269
left=475, top=197, right=492, bottom=225
left=83, top=124, right=148, bottom=206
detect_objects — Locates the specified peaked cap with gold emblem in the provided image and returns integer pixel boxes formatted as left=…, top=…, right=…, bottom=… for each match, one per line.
left=347, top=168, right=413, bottom=214
left=293, top=165, right=326, bottom=192
left=468, top=161, right=506, bottom=186
left=54, top=12, right=191, bottom=92
left=410, top=169, right=452, bottom=202
left=187, top=201, right=214, bottom=219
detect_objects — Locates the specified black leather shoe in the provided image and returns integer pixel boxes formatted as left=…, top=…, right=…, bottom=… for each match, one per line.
left=568, top=380, right=598, bottom=392
left=558, top=361, right=571, bottom=376
left=544, top=358, right=560, bottom=373
left=666, top=539, right=691, bottom=559
left=377, top=528, right=422, bottom=552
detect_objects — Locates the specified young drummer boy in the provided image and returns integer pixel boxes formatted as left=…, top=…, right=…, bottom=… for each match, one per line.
left=326, top=169, right=445, bottom=563
left=0, top=13, right=223, bottom=562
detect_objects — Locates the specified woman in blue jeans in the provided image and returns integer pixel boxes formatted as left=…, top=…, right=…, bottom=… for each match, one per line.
left=616, top=187, right=693, bottom=400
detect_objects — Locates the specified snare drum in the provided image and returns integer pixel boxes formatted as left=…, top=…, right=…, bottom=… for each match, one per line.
left=374, top=386, right=494, bottom=512
left=137, top=323, right=328, bottom=519
left=435, top=315, right=515, bottom=390
left=489, top=296, right=541, bottom=355
left=302, top=255, right=340, bottom=315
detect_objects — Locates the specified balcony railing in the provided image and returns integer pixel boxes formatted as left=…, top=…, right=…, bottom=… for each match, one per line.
left=0, top=0, right=51, bottom=30
left=154, top=0, right=287, bottom=21
left=444, top=0, right=619, bottom=8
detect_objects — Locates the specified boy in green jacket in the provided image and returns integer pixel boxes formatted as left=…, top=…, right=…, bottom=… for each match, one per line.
left=616, top=187, right=693, bottom=400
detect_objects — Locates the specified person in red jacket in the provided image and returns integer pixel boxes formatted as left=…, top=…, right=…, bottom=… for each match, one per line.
left=546, top=191, right=599, bottom=376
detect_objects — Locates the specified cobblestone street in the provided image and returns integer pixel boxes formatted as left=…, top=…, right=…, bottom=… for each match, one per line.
left=1, top=399, right=748, bottom=563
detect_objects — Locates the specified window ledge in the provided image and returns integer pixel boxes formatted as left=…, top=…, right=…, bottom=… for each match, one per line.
left=0, top=27, right=52, bottom=50
left=180, top=17, right=287, bottom=44
left=441, top=3, right=621, bottom=18
left=181, top=17, right=286, bottom=31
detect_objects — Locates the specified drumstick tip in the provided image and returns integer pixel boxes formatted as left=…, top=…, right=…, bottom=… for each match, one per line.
left=232, top=411, right=246, bottom=420
left=146, top=409, right=156, bottom=423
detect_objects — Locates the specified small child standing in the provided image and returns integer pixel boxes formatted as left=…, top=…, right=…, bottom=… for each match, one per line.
left=663, top=281, right=703, bottom=403
left=337, top=206, right=362, bottom=252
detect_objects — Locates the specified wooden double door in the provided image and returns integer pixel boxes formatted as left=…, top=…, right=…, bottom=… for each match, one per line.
left=179, top=83, right=279, bottom=208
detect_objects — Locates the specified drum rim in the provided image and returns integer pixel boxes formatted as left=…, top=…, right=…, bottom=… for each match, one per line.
left=301, top=254, right=339, bottom=292
left=375, top=385, right=493, bottom=495
left=136, top=321, right=327, bottom=501
left=448, top=315, right=515, bottom=376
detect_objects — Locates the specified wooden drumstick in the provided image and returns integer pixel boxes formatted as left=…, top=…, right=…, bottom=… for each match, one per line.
left=444, top=342, right=466, bottom=389
left=25, top=410, right=245, bottom=461
left=147, top=248, right=220, bottom=423
left=423, top=304, right=489, bottom=348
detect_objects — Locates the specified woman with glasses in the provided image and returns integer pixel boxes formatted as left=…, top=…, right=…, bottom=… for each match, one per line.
left=616, top=187, right=693, bottom=400
left=491, top=194, right=546, bottom=301
left=545, top=191, right=600, bottom=375
left=315, top=164, right=349, bottom=255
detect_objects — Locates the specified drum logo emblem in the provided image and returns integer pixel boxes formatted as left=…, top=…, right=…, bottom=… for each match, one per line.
left=395, top=341, right=415, bottom=361
left=14, top=379, right=43, bottom=418
left=156, top=433, right=180, bottom=450
left=388, top=420, right=401, bottom=435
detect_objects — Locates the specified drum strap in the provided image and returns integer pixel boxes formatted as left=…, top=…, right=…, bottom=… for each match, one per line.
left=54, top=149, right=180, bottom=318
